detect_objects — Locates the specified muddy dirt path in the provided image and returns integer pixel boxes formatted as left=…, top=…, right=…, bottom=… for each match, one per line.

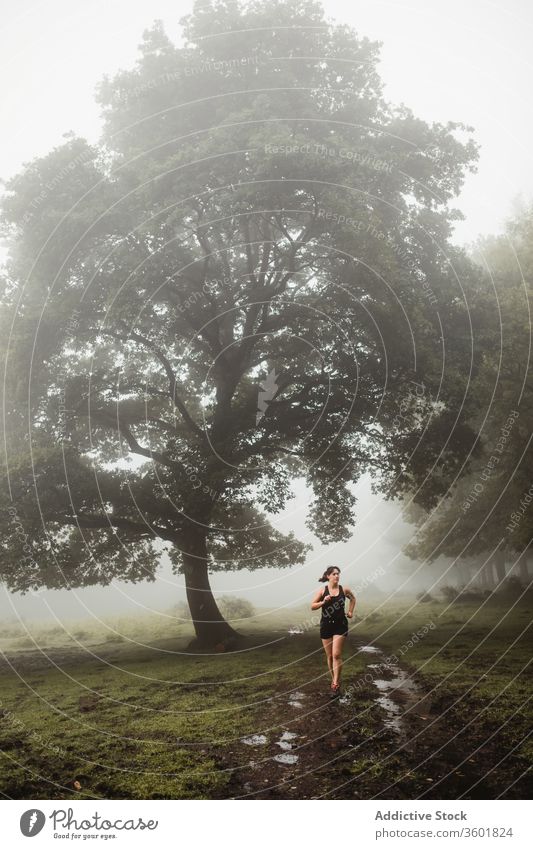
left=221, top=640, right=446, bottom=799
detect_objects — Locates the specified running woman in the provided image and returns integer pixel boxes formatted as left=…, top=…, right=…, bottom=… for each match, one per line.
left=311, top=566, right=356, bottom=694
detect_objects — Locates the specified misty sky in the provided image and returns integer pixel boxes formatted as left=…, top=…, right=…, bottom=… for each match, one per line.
left=1, top=0, right=531, bottom=622
left=2, top=0, right=531, bottom=243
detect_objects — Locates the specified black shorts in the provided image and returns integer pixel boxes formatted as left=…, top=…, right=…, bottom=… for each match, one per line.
left=320, top=618, right=348, bottom=639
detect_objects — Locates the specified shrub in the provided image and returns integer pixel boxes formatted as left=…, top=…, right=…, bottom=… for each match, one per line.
left=440, top=585, right=461, bottom=602
left=169, top=601, right=191, bottom=621
left=365, top=612, right=382, bottom=622
left=11, top=636, right=35, bottom=649
left=416, top=591, right=434, bottom=603
left=442, top=584, right=488, bottom=603
left=39, top=625, right=65, bottom=638
left=457, top=587, right=486, bottom=602
left=218, top=596, right=255, bottom=620
left=493, top=576, right=533, bottom=601
left=0, top=625, right=24, bottom=638
left=168, top=596, right=255, bottom=621
left=103, top=632, right=125, bottom=642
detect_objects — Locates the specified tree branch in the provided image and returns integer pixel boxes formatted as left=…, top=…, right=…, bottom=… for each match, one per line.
left=241, top=216, right=258, bottom=286
left=114, top=325, right=207, bottom=441
left=89, top=408, right=185, bottom=472
left=61, top=513, right=182, bottom=545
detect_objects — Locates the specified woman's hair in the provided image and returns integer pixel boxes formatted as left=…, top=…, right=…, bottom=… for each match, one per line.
left=318, top=566, right=341, bottom=583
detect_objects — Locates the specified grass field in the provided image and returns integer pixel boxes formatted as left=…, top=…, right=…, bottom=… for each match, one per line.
left=0, top=593, right=531, bottom=799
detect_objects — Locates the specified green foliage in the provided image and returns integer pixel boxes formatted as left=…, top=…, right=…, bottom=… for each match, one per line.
left=404, top=204, right=533, bottom=565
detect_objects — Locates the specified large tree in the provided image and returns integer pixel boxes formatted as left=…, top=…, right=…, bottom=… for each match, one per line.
left=1, top=0, right=482, bottom=646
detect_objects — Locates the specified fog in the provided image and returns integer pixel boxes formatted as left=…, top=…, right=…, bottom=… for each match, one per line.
left=0, top=473, right=455, bottom=625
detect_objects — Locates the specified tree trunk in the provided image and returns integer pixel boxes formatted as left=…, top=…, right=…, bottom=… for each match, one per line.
left=476, top=558, right=487, bottom=588
left=493, top=548, right=506, bottom=584
left=455, top=560, right=469, bottom=585
left=483, top=559, right=495, bottom=590
left=181, top=535, right=242, bottom=650
left=518, top=550, right=530, bottom=584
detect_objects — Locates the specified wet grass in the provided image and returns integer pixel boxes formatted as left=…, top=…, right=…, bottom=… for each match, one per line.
left=0, top=617, right=357, bottom=799
left=0, top=596, right=531, bottom=799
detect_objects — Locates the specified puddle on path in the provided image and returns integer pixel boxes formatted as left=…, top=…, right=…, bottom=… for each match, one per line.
left=374, top=674, right=419, bottom=695
left=273, top=729, right=300, bottom=763
left=241, top=734, right=268, bottom=746
left=288, top=689, right=306, bottom=708
left=242, top=729, right=301, bottom=767
left=273, top=752, right=299, bottom=765
left=371, top=664, right=422, bottom=734
left=346, top=643, right=425, bottom=736
left=375, top=695, right=403, bottom=733
left=277, top=731, right=298, bottom=750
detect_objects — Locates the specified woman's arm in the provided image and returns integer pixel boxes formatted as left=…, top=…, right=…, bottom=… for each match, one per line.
left=344, top=587, right=356, bottom=618
left=311, top=588, right=329, bottom=610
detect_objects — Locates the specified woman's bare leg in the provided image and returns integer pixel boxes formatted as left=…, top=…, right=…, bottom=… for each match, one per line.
left=332, top=634, right=346, bottom=686
left=321, top=638, right=334, bottom=679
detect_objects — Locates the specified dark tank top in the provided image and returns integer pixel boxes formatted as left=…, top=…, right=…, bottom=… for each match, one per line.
left=321, top=584, right=347, bottom=623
